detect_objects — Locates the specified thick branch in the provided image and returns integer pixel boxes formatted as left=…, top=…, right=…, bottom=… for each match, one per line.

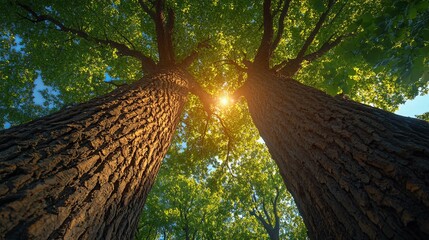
left=272, top=187, right=281, bottom=231
left=166, top=7, right=175, bottom=62
left=254, top=0, right=274, bottom=68
left=273, top=33, right=351, bottom=76
left=274, top=58, right=302, bottom=76
left=296, top=0, right=335, bottom=59
left=327, top=0, right=348, bottom=27
left=118, top=30, right=136, bottom=50
left=272, top=187, right=280, bottom=215
left=270, top=0, right=292, bottom=54
left=17, top=2, right=156, bottom=73
left=215, top=59, right=247, bottom=73
left=271, top=59, right=287, bottom=72
left=262, top=200, right=273, bottom=227
left=139, top=0, right=175, bottom=66
left=303, top=34, right=350, bottom=62
left=179, top=39, right=211, bottom=68
left=183, top=72, right=214, bottom=115
left=249, top=208, right=273, bottom=233
left=152, top=0, right=174, bottom=66
left=138, top=0, right=155, bottom=19
left=109, top=22, right=137, bottom=50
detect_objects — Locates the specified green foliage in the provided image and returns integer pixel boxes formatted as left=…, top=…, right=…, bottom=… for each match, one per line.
left=2, top=0, right=428, bottom=125
left=416, top=112, right=429, bottom=121
left=264, top=0, right=429, bottom=111
left=138, top=102, right=307, bottom=239
left=348, top=0, right=429, bottom=109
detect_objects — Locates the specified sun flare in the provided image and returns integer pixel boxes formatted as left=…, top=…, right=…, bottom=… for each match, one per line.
left=219, top=95, right=230, bottom=107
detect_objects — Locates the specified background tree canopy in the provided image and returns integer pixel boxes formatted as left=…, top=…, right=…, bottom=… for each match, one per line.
left=1, top=0, right=428, bottom=239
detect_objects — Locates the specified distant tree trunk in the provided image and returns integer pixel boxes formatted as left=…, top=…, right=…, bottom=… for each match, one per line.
left=0, top=68, right=190, bottom=239
left=250, top=189, right=281, bottom=240
left=268, top=229, right=279, bottom=240
left=244, top=69, right=429, bottom=239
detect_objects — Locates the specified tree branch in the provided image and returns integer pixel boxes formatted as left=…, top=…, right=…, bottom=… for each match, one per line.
left=273, top=187, right=280, bottom=212
left=139, top=0, right=175, bottom=65
left=179, top=39, right=211, bottom=68
left=254, top=0, right=274, bottom=68
left=249, top=208, right=272, bottom=232
left=273, top=187, right=281, bottom=232
left=270, top=0, right=292, bottom=55
left=184, top=72, right=214, bottom=115
left=303, top=33, right=351, bottom=62
left=274, top=33, right=349, bottom=76
left=166, top=7, right=175, bottom=62
left=272, top=0, right=283, bottom=17
left=152, top=0, right=174, bottom=66
left=262, top=200, right=273, bottom=227
left=272, top=59, right=288, bottom=72
left=212, top=112, right=234, bottom=142
left=210, top=112, right=234, bottom=175
left=225, top=133, right=232, bottom=168
left=252, top=191, right=258, bottom=203
left=111, top=24, right=137, bottom=50
left=17, top=2, right=157, bottom=73
left=296, top=0, right=335, bottom=59
left=199, top=115, right=211, bottom=156
left=138, top=0, right=155, bottom=19
left=327, top=0, right=348, bottom=27
left=215, top=59, right=247, bottom=73
left=275, top=58, right=302, bottom=76
left=226, top=156, right=239, bottom=179
left=272, top=0, right=340, bottom=76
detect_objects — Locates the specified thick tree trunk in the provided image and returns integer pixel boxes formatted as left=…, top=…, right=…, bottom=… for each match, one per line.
left=0, top=68, right=190, bottom=239
left=244, top=70, right=429, bottom=239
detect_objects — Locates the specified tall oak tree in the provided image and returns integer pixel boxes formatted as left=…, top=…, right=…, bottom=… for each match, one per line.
left=235, top=0, right=429, bottom=238
left=0, top=0, right=211, bottom=238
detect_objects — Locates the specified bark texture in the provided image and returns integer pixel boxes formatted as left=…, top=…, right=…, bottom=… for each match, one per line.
left=245, top=70, right=429, bottom=239
left=0, top=68, right=190, bottom=239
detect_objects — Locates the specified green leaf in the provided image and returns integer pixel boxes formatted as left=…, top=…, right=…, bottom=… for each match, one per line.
left=309, top=0, right=325, bottom=12
left=407, top=4, right=418, bottom=19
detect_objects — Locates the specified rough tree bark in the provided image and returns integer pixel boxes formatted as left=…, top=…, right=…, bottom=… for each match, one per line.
left=237, top=0, right=429, bottom=238
left=244, top=69, right=429, bottom=239
left=2, top=0, right=213, bottom=239
left=0, top=68, right=193, bottom=239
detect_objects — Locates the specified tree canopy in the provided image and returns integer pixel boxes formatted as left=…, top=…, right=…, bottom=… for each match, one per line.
left=1, top=0, right=428, bottom=125
left=1, top=0, right=428, bottom=238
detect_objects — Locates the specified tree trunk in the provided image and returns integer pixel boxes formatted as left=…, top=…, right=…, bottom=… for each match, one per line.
left=250, top=207, right=280, bottom=240
left=266, top=227, right=279, bottom=240
left=0, top=68, right=190, bottom=240
left=244, top=70, right=429, bottom=239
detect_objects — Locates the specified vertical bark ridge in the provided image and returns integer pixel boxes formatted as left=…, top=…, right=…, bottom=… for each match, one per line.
left=0, top=68, right=190, bottom=239
left=244, top=70, right=429, bottom=239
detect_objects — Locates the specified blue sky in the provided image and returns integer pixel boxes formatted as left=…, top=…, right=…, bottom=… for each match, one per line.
left=396, top=94, right=429, bottom=117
